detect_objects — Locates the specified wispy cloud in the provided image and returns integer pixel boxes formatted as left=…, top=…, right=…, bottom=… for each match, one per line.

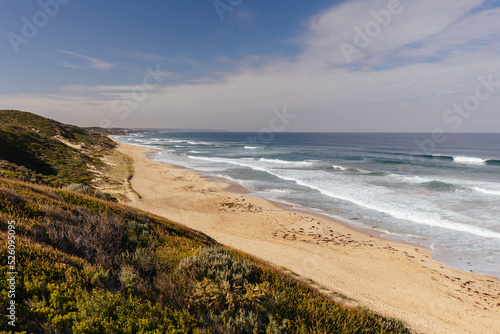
left=300, top=0, right=485, bottom=66
left=109, top=49, right=202, bottom=67
left=55, top=50, right=115, bottom=70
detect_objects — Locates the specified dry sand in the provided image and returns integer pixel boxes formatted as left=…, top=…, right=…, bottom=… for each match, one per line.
left=107, top=143, right=500, bottom=334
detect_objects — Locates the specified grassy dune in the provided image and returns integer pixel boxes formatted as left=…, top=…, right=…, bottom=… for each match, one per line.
left=0, top=110, right=115, bottom=187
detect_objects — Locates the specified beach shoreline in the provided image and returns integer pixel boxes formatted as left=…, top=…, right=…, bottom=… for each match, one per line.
left=174, top=162, right=397, bottom=244
left=107, top=142, right=500, bottom=334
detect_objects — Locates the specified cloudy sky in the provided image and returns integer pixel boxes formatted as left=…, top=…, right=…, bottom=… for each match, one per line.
left=1, top=0, right=500, bottom=132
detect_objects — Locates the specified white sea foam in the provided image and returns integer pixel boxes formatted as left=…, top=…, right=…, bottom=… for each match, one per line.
left=474, top=187, right=500, bottom=196
left=166, top=139, right=213, bottom=146
left=453, top=156, right=487, bottom=165
left=268, top=188, right=295, bottom=194
left=258, top=158, right=313, bottom=166
left=323, top=164, right=368, bottom=173
left=388, top=174, right=442, bottom=185
left=187, top=156, right=500, bottom=240
left=244, top=146, right=259, bottom=149
left=431, top=154, right=492, bottom=165
left=271, top=170, right=500, bottom=239
left=188, top=156, right=270, bottom=173
left=388, top=174, right=500, bottom=197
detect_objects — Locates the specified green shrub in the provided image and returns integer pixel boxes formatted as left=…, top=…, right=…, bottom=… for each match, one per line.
left=177, top=246, right=258, bottom=287
left=125, top=220, right=151, bottom=247
left=119, top=266, right=139, bottom=290
left=207, top=311, right=290, bottom=334
left=63, top=183, right=117, bottom=202
left=177, top=247, right=283, bottom=333
left=62, top=183, right=93, bottom=195
left=93, top=190, right=117, bottom=202
left=91, top=270, right=110, bottom=289
left=120, top=247, right=158, bottom=284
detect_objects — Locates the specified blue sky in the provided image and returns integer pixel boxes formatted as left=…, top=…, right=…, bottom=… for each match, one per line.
left=1, top=0, right=500, bottom=131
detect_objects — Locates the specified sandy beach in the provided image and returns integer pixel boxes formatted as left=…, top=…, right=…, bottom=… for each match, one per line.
left=103, top=143, right=500, bottom=334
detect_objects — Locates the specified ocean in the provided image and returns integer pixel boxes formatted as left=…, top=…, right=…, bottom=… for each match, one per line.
left=113, top=132, right=500, bottom=278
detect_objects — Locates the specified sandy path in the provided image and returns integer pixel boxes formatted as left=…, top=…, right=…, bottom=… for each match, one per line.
left=112, top=143, right=500, bottom=334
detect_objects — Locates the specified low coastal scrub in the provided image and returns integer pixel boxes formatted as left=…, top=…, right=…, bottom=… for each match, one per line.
left=62, top=183, right=117, bottom=202
left=0, top=177, right=412, bottom=333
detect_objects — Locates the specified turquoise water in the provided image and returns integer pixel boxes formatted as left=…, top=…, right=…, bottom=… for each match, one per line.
left=114, top=132, right=500, bottom=278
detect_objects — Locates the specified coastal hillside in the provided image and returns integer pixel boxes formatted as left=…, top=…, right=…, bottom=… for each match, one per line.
left=0, top=177, right=411, bottom=333
left=0, top=111, right=412, bottom=333
left=0, top=110, right=115, bottom=187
